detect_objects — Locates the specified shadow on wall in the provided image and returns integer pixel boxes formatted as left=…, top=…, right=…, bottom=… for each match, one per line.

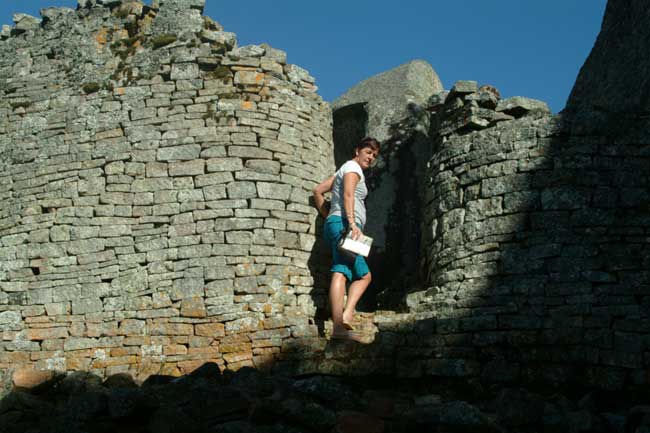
left=5, top=106, right=650, bottom=427
left=418, top=109, right=650, bottom=390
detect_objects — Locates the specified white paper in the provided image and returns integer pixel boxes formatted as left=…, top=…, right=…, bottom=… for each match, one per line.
left=339, top=234, right=372, bottom=257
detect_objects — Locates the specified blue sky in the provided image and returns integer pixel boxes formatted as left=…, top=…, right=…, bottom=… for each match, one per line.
left=1, top=0, right=607, bottom=113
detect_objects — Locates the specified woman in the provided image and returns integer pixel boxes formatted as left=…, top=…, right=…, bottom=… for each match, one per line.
left=313, top=137, right=380, bottom=342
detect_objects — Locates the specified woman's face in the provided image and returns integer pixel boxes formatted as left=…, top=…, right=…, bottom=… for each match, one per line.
left=354, top=146, right=379, bottom=170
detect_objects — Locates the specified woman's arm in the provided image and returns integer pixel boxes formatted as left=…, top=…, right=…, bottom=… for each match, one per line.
left=312, top=175, right=335, bottom=218
left=342, top=172, right=363, bottom=240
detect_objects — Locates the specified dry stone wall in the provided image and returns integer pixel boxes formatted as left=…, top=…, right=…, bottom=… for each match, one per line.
left=2, top=0, right=649, bottom=394
left=413, top=84, right=650, bottom=389
left=0, top=0, right=334, bottom=378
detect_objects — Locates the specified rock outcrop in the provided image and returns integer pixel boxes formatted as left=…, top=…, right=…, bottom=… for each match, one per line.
left=565, top=0, right=650, bottom=116
left=332, top=60, right=442, bottom=146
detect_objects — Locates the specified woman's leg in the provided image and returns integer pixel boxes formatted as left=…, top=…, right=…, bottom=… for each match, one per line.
left=329, top=272, right=348, bottom=333
left=343, top=271, right=371, bottom=324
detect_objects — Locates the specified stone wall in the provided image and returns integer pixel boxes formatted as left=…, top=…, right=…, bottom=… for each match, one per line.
left=0, top=0, right=334, bottom=378
left=2, top=0, right=650, bottom=393
left=414, top=97, right=650, bottom=389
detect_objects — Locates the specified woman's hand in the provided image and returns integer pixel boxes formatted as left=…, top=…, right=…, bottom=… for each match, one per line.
left=313, top=175, right=335, bottom=218
left=349, top=223, right=363, bottom=241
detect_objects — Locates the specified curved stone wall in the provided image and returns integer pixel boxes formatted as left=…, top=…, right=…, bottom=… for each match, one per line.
left=0, top=1, right=333, bottom=377
left=418, top=113, right=650, bottom=388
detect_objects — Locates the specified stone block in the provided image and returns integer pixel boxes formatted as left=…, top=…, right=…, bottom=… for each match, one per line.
left=206, top=158, right=244, bottom=172
left=26, top=327, right=68, bottom=340
left=180, top=296, right=207, bottom=318
left=111, top=271, right=148, bottom=293
left=64, top=337, right=98, bottom=351
left=245, top=160, right=281, bottom=174
left=27, top=288, right=53, bottom=305
left=275, top=231, right=299, bottom=248
left=235, top=263, right=266, bottom=277
left=153, top=203, right=180, bottom=215
left=131, top=178, right=175, bottom=192
left=228, top=146, right=272, bottom=160
left=171, top=63, right=200, bottom=80
left=496, top=96, right=551, bottom=117
left=225, top=181, right=257, bottom=199
left=169, top=160, right=205, bottom=176
left=153, top=0, right=206, bottom=11
left=170, top=277, right=205, bottom=300
left=451, top=80, right=478, bottom=94
left=118, top=319, right=146, bottom=336
left=200, top=30, right=236, bottom=46
left=145, top=162, right=168, bottom=178
left=70, top=226, right=101, bottom=240
left=157, top=145, right=201, bottom=161
left=234, top=71, right=265, bottom=86
left=72, top=298, right=103, bottom=315
left=45, top=302, right=70, bottom=316
left=149, top=322, right=194, bottom=336
left=481, top=174, right=530, bottom=197
left=225, top=316, right=263, bottom=334
left=465, top=197, right=503, bottom=222
left=213, top=244, right=249, bottom=256
left=12, top=368, right=56, bottom=389
left=253, top=228, right=275, bottom=245
left=214, top=218, right=263, bottom=231
left=195, top=172, right=234, bottom=187
left=50, top=225, right=70, bottom=242
left=177, top=244, right=212, bottom=258
left=250, top=199, right=285, bottom=210
left=195, top=322, right=225, bottom=337
left=257, top=182, right=292, bottom=200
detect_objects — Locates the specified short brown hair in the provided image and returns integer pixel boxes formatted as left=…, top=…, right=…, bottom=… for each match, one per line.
left=354, top=137, right=380, bottom=153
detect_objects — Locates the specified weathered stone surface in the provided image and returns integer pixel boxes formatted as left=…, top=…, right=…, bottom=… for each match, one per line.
left=0, top=0, right=336, bottom=379
left=12, top=368, right=56, bottom=389
left=332, top=59, right=443, bottom=143
left=566, top=0, right=650, bottom=117
left=0, top=311, right=23, bottom=331
left=180, top=296, right=207, bottom=318
left=13, top=14, right=41, bottom=32
left=496, top=96, right=551, bottom=117
left=450, top=80, right=478, bottom=95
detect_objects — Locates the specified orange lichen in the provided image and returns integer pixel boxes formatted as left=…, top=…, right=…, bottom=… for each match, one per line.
left=94, top=27, right=110, bottom=50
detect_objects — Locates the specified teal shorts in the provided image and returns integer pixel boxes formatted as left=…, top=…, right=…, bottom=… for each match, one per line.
left=323, top=215, right=370, bottom=282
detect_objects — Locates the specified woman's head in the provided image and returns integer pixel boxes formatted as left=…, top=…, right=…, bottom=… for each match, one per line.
left=353, top=137, right=380, bottom=169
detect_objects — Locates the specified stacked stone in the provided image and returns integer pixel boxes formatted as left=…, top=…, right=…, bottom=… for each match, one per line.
left=0, top=0, right=333, bottom=379
left=427, top=80, right=551, bottom=137
left=415, top=103, right=650, bottom=388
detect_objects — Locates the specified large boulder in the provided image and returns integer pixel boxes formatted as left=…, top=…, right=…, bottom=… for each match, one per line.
left=332, top=59, right=443, bottom=146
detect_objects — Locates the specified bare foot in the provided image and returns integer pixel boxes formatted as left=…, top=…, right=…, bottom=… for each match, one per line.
left=342, top=309, right=355, bottom=327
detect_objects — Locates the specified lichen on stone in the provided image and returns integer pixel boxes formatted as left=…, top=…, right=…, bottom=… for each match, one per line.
left=151, top=33, right=177, bottom=49
left=81, top=82, right=101, bottom=93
